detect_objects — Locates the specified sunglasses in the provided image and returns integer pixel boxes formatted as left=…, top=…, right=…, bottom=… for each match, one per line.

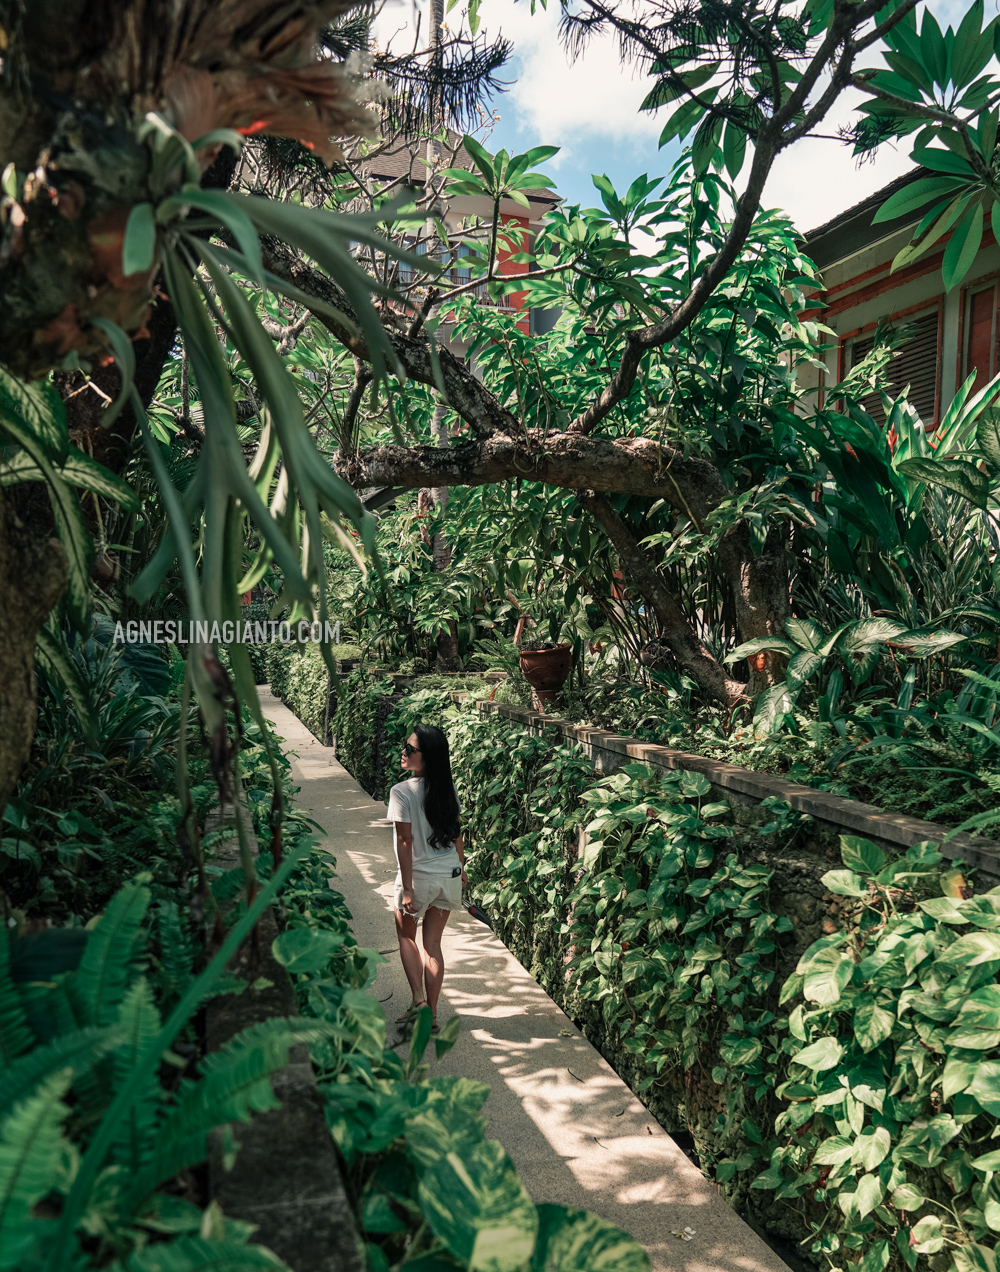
left=402, top=743, right=421, bottom=757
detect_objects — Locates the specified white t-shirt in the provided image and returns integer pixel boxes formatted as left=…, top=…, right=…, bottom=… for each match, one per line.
left=386, top=777, right=461, bottom=875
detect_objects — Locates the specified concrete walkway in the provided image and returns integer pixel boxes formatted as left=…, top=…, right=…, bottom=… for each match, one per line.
left=261, top=691, right=791, bottom=1272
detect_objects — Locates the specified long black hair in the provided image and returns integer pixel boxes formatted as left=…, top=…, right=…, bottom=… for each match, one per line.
left=414, top=723, right=461, bottom=850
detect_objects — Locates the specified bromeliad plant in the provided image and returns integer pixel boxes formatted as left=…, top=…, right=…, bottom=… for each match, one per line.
left=0, top=0, right=435, bottom=859
left=100, top=113, right=422, bottom=730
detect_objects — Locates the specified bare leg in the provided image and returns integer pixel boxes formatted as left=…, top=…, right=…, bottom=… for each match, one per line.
left=421, top=906, right=451, bottom=1022
left=394, top=908, right=426, bottom=1017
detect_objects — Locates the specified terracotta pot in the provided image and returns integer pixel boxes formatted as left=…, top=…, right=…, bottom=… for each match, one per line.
left=519, top=645, right=572, bottom=704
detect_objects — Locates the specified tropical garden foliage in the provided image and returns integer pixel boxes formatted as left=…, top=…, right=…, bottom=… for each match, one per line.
left=8, top=0, right=1000, bottom=1270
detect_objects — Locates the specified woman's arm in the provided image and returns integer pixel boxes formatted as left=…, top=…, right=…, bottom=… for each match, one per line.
left=395, top=822, right=416, bottom=913
left=456, top=831, right=467, bottom=888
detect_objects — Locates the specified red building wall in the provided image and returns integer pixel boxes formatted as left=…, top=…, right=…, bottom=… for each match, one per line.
left=497, top=214, right=530, bottom=334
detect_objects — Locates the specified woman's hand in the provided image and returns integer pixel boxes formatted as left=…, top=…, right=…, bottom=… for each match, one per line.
left=401, top=888, right=416, bottom=915
left=461, top=870, right=468, bottom=888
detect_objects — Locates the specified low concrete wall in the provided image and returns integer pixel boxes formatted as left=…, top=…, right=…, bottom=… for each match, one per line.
left=204, top=806, right=362, bottom=1272
left=462, top=698, right=1000, bottom=888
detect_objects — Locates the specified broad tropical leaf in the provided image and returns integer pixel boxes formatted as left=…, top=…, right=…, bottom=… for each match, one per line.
left=753, top=684, right=794, bottom=737
left=725, top=637, right=797, bottom=665
left=873, top=176, right=965, bottom=224
left=976, top=407, right=1000, bottom=471
left=126, top=1235, right=289, bottom=1270
left=0, top=369, right=68, bottom=462
left=897, top=456, right=991, bottom=508
left=418, top=1140, right=538, bottom=1272
left=529, top=1204, right=650, bottom=1272
left=785, top=617, right=824, bottom=651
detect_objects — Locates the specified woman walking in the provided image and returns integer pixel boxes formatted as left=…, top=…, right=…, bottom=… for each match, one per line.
left=386, top=723, right=466, bottom=1032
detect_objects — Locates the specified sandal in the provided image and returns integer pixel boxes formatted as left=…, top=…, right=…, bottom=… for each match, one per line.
left=396, top=1000, right=427, bottom=1023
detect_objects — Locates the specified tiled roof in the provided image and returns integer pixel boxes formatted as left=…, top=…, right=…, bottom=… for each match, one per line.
left=802, top=165, right=930, bottom=270
left=804, top=166, right=928, bottom=242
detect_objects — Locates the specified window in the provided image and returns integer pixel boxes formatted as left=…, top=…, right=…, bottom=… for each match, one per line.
left=845, top=308, right=939, bottom=427
left=397, top=238, right=428, bottom=288
left=962, top=279, right=1000, bottom=394
left=448, top=242, right=472, bottom=285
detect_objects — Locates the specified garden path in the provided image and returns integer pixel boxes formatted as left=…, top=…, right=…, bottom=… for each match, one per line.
left=260, top=691, right=792, bottom=1272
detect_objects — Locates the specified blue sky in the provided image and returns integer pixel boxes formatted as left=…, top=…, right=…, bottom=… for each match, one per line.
left=376, top=0, right=978, bottom=234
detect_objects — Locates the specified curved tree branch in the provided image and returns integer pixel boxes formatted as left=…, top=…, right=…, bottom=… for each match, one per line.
left=262, top=238, right=518, bottom=439
left=334, top=430, right=727, bottom=512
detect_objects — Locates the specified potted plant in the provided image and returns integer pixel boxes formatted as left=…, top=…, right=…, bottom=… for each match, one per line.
left=518, top=638, right=573, bottom=709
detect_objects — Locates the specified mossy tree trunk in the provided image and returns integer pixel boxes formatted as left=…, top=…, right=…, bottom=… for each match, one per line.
left=0, top=487, right=67, bottom=814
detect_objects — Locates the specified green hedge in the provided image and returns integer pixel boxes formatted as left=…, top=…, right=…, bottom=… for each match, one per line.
left=265, top=642, right=362, bottom=740
left=380, top=687, right=1000, bottom=1272
left=332, top=667, right=398, bottom=795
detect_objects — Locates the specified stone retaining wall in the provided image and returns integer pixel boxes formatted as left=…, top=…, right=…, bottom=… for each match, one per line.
left=203, top=805, right=362, bottom=1272
left=461, top=697, right=1000, bottom=888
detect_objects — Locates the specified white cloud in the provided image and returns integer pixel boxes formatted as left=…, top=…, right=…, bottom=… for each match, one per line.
left=374, top=0, right=661, bottom=166
left=761, top=88, right=916, bottom=235
left=764, top=0, right=992, bottom=232
left=482, top=0, right=662, bottom=161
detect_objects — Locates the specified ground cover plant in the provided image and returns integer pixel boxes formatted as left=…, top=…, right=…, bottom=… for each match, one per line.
left=0, top=624, right=335, bottom=1270
left=319, top=682, right=1000, bottom=1272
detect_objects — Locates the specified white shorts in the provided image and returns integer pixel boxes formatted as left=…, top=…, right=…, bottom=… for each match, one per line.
left=394, top=869, right=463, bottom=917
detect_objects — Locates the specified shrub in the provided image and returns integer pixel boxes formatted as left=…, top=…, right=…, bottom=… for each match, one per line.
left=275, top=842, right=651, bottom=1272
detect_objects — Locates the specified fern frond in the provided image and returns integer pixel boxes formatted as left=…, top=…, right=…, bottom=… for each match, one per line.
left=126, top=1235, right=288, bottom=1270
left=126, top=1019, right=334, bottom=1207
left=20, top=978, right=81, bottom=1046
left=0, top=1071, right=71, bottom=1271
left=125, top=1131, right=210, bottom=1213
left=26, top=979, right=111, bottom=1119
left=72, top=884, right=151, bottom=1027
left=163, top=1017, right=331, bottom=1139
left=112, top=979, right=162, bottom=1174
left=154, top=902, right=196, bottom=1005
left=0, top=1025, right=123, bottom=1116
left=0, top=929, right=34, bottom=1065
